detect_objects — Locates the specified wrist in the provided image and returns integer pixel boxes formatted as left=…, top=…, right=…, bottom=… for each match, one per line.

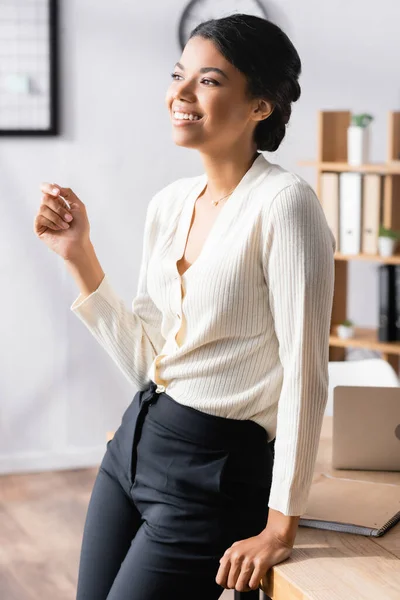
left=260, top=526, right=297, bottom=549
left=261, top=508, right=301, bottom=547
left=64, top=241, right=105, bottom=298
left=63, top=239, right=94, bottom=265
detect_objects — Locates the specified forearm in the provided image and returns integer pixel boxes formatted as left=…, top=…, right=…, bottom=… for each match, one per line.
left=64, top=241, right=105, bottom=300
left=261, top=508, right=300, bottom=547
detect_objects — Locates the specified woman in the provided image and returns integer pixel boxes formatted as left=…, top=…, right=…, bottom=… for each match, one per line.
left=34, top=14, right=335, bottom=600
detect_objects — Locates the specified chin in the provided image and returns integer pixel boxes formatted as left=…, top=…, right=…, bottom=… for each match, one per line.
left=171, top=134, right=201, bottom=150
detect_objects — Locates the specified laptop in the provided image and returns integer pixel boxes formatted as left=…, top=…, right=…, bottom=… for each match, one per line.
left=332, top=386, right=400, bottom=471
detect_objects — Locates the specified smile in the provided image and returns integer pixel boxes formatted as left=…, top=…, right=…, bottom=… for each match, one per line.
left=172, top=111, right=204, bottom=125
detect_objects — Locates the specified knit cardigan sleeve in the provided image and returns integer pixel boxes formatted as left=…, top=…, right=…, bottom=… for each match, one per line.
left=263, top=181, right=336, bottom=516
left=70, top=193, right=166, bottom=391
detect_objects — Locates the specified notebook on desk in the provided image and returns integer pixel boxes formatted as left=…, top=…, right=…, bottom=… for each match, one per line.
left=299, top=386, right=400, bottom=536
left=299, top=473, right=400, bottom=536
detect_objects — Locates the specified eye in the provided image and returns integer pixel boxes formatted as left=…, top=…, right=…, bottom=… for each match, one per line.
left=170, top=73, right=219, bottom=86
left=201, top=78, right=219, bottom=86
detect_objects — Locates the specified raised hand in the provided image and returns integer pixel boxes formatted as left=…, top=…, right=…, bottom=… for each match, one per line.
left=34, top=183, right=91, bottom=261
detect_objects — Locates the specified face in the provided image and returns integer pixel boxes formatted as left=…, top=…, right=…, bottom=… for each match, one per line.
left=165, top=36, right=270, bottom=153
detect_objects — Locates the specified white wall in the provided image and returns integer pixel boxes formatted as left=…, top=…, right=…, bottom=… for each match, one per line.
left=1, top=0, right=399, bottom=474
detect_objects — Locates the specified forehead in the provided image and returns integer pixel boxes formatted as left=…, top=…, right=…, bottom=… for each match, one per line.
left=179, top=36, right=233, bottom=73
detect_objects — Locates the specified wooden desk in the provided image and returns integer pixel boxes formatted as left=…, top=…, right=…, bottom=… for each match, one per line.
left=257, top=415, right=400, bottom=600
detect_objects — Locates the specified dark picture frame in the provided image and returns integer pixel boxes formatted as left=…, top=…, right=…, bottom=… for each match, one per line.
left=0, top=0, right=59, bottom=136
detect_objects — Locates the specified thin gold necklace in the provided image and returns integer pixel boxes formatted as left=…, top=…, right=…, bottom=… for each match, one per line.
left=209, top=187, right=236, bottom=207
left=207, top=151, right=259, bottom=207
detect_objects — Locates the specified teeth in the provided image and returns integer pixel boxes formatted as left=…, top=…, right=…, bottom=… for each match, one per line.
left=173, top=111, right=201, bottom=121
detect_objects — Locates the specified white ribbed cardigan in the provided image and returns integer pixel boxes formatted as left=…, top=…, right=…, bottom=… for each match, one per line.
left=71, top=153, right=336, bottom=516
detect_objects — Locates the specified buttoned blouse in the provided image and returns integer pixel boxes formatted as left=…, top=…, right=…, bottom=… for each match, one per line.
left=70, top=153, right=336, bottom=516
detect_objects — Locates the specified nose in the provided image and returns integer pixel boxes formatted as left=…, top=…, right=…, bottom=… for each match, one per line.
left=173, top=79, right=196, bottom=102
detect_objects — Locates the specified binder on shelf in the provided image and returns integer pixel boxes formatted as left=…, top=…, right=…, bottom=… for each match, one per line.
left=339, top=173, right=362, bottom=255
left=362, top=174, right=382, bottom=255
left=396, top=265, right=400, bottom=342
left=378, top=264, right=397, bottom=342
left=320, top=172, right=340, bottom=250
left=299, top=473, right=400, bottom=537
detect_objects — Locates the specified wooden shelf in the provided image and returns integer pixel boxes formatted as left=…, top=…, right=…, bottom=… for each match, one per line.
left=330, top=327, right=400, bottom=355
left=298, top=160, right=400, bottom=174
left=303, top=111, right=400, bottom=371
left=334, top=252, right=400, bottom=264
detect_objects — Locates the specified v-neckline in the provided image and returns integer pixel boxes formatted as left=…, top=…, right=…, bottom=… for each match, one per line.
left=173, top=152, right=268, bottom=279
left=175, top=175, right=220, bottom=279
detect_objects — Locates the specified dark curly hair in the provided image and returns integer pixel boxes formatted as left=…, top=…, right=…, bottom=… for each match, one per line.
left=189, top=14, right=302, bottom=152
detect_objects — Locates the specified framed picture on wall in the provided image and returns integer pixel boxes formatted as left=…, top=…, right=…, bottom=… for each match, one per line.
left=0, top=0, right=59, bottom=136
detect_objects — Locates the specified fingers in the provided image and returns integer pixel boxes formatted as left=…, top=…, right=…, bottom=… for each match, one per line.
left=216, top=556, right=230, bottom=589
left=39, top=204, right=71, bottom=229
left=248, top=564, right=264, bottom=591
left=40, top=190, right=73, bottom=221
left=229, top=560, right=256, bottom=592
left=35, top=214, right=65, bottom=232
left=226, top=559, right=244, bottom=589
left=40, top=182, right=82, bottom=209
left=40, top=183, right=72, bottom=221
left=217, top=547, right=263, bottom=592
left=40, top=182, right=61, bottom=197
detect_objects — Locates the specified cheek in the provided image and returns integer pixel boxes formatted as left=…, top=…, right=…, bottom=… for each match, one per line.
left=202, top=95, right=229, bottom=123
left=227, top=99, right=250, bottom=123
left=207, top=100, right=247, bottom=127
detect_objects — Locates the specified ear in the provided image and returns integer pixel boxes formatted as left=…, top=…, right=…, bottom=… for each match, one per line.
left=252, top=99, right=274, bottom=122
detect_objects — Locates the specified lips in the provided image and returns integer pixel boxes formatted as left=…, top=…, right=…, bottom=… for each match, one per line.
left=172, top=107, right=203, bottom=118
left=172, top=115, right=203, bottom=126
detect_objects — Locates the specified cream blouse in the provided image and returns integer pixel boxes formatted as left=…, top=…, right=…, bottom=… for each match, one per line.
left=71, top=153, right=336, bottom=516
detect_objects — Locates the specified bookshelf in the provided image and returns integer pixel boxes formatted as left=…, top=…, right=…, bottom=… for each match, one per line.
left=299, top=110, right=400, bottom=374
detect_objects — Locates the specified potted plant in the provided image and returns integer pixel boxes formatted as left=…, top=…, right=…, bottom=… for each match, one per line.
left=378, top=225, right=400, bottom=257
left=337, top=319, right=355, bottom=339
left=347, top=113, right=374, bottom=165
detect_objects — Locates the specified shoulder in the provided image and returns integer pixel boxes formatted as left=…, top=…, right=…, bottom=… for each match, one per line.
left=256, top=161, right=328, bottom=230
left=255, top=161, right=319, bottom=213
left=259, top=161, right=336, bottom=250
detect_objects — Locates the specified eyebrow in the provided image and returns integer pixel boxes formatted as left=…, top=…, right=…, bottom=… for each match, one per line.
left=174, top=62, right=229, bottom=80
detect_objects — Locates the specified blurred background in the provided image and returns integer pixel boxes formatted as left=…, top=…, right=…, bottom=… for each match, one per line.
left=1, top=0, right=399, bottom=598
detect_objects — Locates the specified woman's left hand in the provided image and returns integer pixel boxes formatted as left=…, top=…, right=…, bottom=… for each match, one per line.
left=215, top=529, right=294, bottom=593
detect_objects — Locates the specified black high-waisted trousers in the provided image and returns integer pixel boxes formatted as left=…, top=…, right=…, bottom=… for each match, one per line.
left=76, top=380, right=275, bottom=599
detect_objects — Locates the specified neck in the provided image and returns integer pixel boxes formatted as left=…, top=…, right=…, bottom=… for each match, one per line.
left=198, top=146, right=260, bottom=202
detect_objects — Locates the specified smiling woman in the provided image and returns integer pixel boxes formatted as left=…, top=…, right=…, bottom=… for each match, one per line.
left=44, top=12, right=336, bottom=600
left=165, top=14, right=301, bottom=156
